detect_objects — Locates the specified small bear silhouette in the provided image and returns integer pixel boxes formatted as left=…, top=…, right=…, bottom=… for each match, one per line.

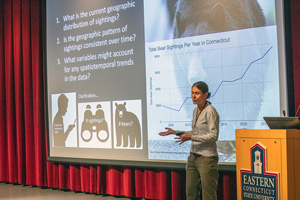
left=115, top=102, right=141, bottom=148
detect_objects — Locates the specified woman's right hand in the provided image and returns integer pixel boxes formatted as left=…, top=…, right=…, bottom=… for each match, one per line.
left=159, top=127, right=176, bottom=136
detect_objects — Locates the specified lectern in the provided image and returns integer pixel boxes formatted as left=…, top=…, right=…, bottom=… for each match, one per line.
left=236, top=129, right=300, bottom=200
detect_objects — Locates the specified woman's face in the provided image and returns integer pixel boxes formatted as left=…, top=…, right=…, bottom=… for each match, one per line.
left=191, top=86, right=207, bottom=105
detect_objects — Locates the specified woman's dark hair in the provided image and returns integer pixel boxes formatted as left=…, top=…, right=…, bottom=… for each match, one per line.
left=192, top=81, right=211, bottom=99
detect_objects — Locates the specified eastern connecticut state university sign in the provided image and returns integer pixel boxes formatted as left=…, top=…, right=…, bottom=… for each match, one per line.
left=240, top=143, right=279, bottom=200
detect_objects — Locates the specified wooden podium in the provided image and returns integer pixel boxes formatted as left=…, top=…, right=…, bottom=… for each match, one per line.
left=236, top=129, right=300, bottom=200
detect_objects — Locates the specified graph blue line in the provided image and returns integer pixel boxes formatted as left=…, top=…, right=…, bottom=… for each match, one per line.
left=162, top=97, right=192, bottom=112
left=211, top=46, right=273, bottom=98
left=162, top=46, right=273, bottom=112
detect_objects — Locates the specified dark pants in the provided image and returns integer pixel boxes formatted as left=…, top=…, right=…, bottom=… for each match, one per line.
left=186, top=153, right=219, bottom=200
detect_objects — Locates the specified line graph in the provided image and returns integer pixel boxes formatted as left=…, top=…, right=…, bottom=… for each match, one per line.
left=145, top=25, right=280, bottom=162
left=161, top=46, right=273, bottom=112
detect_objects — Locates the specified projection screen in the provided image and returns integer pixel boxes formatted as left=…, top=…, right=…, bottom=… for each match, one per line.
left=46, top=0, right=288, bottom=168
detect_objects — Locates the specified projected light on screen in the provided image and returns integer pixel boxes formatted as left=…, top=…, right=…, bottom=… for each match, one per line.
left=46, top=0, right=288, bottom=167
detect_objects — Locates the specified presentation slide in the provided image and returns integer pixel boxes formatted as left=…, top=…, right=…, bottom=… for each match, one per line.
left=46, top=0, right=286, bottom=165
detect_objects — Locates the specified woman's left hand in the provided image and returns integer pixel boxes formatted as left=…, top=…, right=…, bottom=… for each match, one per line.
left=175, top=132, right=192, bottom=144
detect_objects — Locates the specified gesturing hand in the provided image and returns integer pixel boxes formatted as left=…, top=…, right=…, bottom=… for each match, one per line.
left=175, top=132, right=192, bottom=144
left=159, top=127, right=176, bottom=136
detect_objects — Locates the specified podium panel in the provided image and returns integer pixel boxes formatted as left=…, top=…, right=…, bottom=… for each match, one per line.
left=236, top=129, right=300, bottom=200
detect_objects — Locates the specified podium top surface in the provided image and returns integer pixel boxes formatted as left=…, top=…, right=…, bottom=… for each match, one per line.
left=236, top=129, right=300, bottom=139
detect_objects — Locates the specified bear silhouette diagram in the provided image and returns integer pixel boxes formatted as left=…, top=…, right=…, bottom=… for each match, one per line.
left=81, top=104, right=109, bottom=142
left=53, top=94, right=75, bottom=147
left=115, top=102, right=141, bottom=148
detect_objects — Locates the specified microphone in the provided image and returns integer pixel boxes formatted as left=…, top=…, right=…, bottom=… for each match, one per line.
left=282, top=110, right=286, bottom=117
left=296, top=105, right=300, bottom=117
